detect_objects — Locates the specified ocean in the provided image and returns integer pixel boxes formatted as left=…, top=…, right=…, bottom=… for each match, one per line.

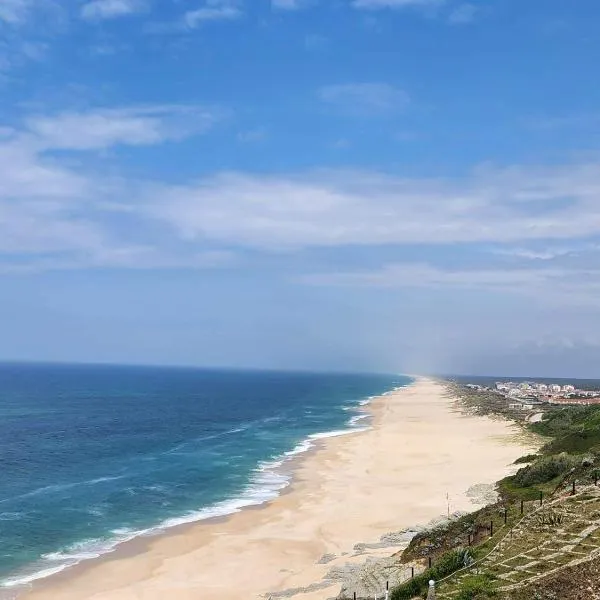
left=0, top=363, right=409, bottom=589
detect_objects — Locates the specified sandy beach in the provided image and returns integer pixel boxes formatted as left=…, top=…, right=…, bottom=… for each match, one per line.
left=16, top=378, right=537, bottom=600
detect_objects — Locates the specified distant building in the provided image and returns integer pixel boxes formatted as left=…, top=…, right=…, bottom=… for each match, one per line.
left=537, top=384, right=548, bottom=392
left=550, top=384, right=561, bottom=393
left=563, top=385, right=575, bottom=393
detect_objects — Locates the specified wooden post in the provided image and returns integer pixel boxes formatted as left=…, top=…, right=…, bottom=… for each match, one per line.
left=468, top=533, right=472, bottom=546
left=504, top=508, right=508, bottom=525
left=539, top=490, right=543, bottom=506
left=386, top=581, right=389, bottom=591
left=411, top=566, right=414, bottom=579
left=572, top=480, right=576, bottom=496
left=428, top=556, right=432, bottom=569
left=595, top=472, right=598, bottom=486
left=353, top=593, right=356, bottom=600
left=520, top=499, right=524, bottom=514
left=490, top=520, right=493, bottom=536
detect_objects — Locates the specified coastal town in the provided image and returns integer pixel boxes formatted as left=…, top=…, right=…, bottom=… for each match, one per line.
left=466, top=380, right=600, bottom=408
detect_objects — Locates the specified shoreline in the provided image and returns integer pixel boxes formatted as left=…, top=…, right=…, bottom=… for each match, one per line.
left=14, top=378, right=537, bottom=600
left=1, top=381, right=397, bottom=595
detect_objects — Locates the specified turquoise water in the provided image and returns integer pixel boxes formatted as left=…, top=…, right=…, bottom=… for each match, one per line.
left=0, top=364, right=410, bottom=588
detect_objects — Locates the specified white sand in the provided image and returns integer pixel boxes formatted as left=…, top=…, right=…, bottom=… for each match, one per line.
left=19, top=378, right=537, bottom=600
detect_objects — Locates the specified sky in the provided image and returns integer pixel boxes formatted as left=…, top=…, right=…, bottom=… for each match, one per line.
left=1, top=0, right=600, bottom=377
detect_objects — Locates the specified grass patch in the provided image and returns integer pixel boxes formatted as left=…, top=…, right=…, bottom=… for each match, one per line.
left=455, top=574, right=498, bottom=599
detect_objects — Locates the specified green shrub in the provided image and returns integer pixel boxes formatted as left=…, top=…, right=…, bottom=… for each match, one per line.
left=390, top=574, right=427, bottom=600
left=513, top=454, right=538, bottom=465
left=513, top=453, right=576, bottom=487
left=429, top=549, right=471, bottom=579
left=543, top=429, right=600, bottom=454
left=390, top=549, right=471, bottom=600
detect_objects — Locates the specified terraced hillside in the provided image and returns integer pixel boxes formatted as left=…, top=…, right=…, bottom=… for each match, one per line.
left=436, top=484, right=600, bottom=599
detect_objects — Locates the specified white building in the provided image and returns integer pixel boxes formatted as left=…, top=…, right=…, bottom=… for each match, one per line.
left=537, top=384, right=548, bottom=392
left=550, top=384, right=561, bottom=393
left=563, top=385, right=575, bottom=393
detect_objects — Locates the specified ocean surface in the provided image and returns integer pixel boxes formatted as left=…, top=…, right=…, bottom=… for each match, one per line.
left=0, top=363, right=409, bottom=588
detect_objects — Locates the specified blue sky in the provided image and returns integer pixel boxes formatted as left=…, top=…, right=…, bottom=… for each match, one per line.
left=2, top=0, right=600, bottom=376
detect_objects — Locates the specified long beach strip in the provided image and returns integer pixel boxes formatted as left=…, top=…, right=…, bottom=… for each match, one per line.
left=18, top=378, right=537, bottom=600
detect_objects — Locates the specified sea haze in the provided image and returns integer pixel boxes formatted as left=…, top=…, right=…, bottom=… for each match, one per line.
left=0, top=363, right=409, bottom=588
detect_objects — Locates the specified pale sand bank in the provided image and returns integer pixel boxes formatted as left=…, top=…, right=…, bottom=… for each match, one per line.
left=17, top=378, right=538, bottom=600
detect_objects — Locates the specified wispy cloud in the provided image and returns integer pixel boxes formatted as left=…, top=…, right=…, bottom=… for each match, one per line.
left=448, top=3, right=478, bottom=24
left=271, top=0, right=312, bottom=11
left=489, top=246, right=591, bottom=261
left=318, top=83, right=409, bottom=116
left=7, top=106, right=600, bottom=275
left=0, top=0, right=33, bottom=25
left=237, top=128, right=267, bottom=143
left=146, top=164, right=600, bottom=250
left=300, top=262, right=568, bottom=289
left=81, top=0, right=148, bottom=21
left=24, top=105, right=223, bottom=151
left=352, top=0, right=443, bottom=10
left=184, top=0, right=242, bottom=27
left=298, top=262, right=600, bottom=307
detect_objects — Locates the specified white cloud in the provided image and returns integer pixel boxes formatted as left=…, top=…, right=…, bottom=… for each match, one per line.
left=146, top=164, right=600, bottom=250
left=0, top=0, right=32, bottom=24
left=490, top=245, right=594, bottom=261
left=318, top=83, right=409, bottom=116
left=237, top=128, right=267, bottom=143
left=352, top=0, right=443, bottom=10
left=81, top=0, right=147, bottom=21
left=448, top=3, right=477, bottom=24
left=184, top=0, right=242, bottom=27
left=0, top=104, right=226, bottom=270
left=25, top=105, right=221, bottom=151
left=0, top=136, right=237, bottom=270
left=272, top=0, right=311, bottom=10
left=298, top=262, right=600, bottom=307
left=300, top=262, right=569, bottom=289
left=7, top=108, right=600, bottom=277
left=0, top=139, right=88, bottom=200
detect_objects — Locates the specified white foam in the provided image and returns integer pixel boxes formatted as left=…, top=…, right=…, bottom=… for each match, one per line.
left=309, top=428, right=368, bottom=440
left=1, top=387, right=397, bottom=589
left=2, top=565, right=68, bottom=588
left=348, top=414, right=369, bottom=426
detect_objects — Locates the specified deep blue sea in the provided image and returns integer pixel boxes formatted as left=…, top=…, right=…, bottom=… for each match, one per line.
left=0, top=363, right=408, bottom=588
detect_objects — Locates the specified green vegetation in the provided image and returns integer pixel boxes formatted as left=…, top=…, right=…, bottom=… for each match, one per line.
left=445, top=383, right=530, bottom=423
left=455, top=574, right=497, bottom=600
left=512, top=453, right=577, bottom=487
left=390, top=384, right=600, bottom=600
left=497, top=404, right=600, bottom=501
left=513, top=454, right=538, bottom=465
left=390, top=549, right=470, bottom=600
left=530, top=406, right=600, bottom=454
